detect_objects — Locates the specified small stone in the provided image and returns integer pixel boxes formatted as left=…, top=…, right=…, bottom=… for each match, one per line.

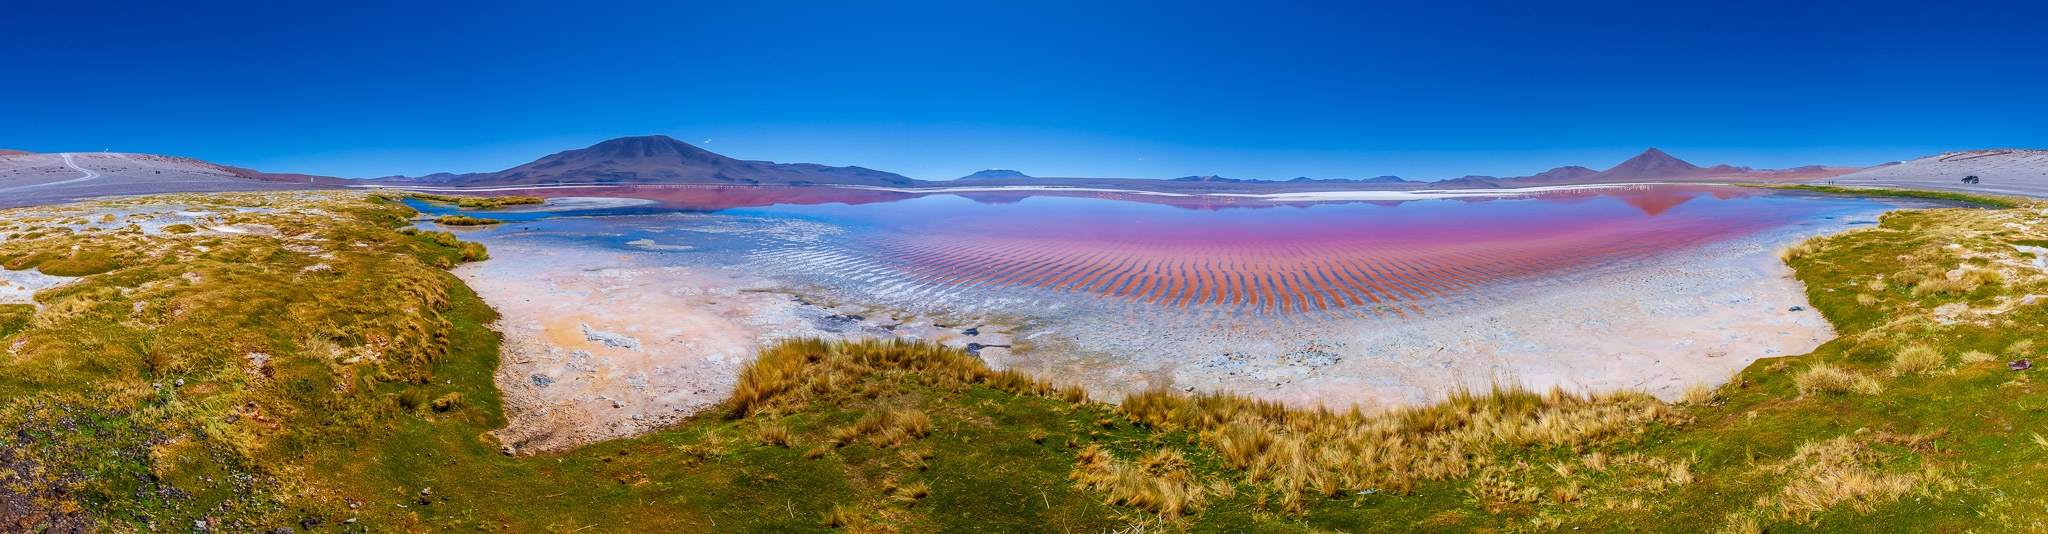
left=631, top=413, right=645, bottom=420
left=2010, top=359, right=2033, bottom=371
left=420, top=487, right=433, bottom=496
left=1789, top=306, right=1805, bottom=311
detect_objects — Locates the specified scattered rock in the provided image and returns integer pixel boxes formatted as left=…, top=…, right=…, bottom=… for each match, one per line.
left=581, top=323, right=643, bottom=351
left=1788, top=306, right=1804, bottom=311
left=2011, top=359, right=2033, bottom=371
left=530, top=374, right=554, bottom=388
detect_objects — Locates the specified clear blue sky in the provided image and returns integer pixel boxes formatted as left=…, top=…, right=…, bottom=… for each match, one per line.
left=4, top=0, right=2043, bottom=181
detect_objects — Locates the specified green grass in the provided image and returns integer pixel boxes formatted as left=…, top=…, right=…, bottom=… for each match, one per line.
left=3, top=189, right=2047, bottom=532
left=432, top=214, right=505, bottom=226
left=1758, top=183, right=2024, bottom=208
left=405, top=192, right=545, bottom=210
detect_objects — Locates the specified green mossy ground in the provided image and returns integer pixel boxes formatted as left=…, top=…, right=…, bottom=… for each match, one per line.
left=2, top=191, right=2045, bottom=533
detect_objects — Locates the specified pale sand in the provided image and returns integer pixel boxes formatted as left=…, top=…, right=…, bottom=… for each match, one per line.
left=458, top=240, right=901, bottom=455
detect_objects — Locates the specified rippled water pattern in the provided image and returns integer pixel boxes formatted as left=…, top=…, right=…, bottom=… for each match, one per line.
left=731, top=185, right=1845, bottom=317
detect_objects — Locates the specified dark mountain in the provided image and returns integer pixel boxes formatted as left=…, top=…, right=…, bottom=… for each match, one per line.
left=958, top=169, right=1031, bottom=180
left=1581, top=148, right=1714, bottom=181
left=366, top=135, right=921, bottom=187
left=1432, top=176, right=1502, bottom=188
left=1172, top=175, right=1245, bottom=183
left=1523, top=166, right=1599, bottom=184
left=1362, top=175, right=1410, bottom=183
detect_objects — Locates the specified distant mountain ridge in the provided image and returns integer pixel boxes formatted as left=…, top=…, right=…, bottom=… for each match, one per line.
left=959, top=169, right=1031, bottom=180
left=368, top=135, right=920, bottom=187
left=1498, top=148, right=1856, bottom=185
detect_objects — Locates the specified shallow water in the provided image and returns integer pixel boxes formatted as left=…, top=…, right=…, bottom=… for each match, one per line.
left=422, top=184, right=1962, bottom=407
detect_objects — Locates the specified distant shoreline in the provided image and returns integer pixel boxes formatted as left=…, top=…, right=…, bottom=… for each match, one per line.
left=357, top=181, right=1675, bottom=202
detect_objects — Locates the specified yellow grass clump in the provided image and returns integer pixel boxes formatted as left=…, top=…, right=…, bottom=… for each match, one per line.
left=1910, top=278, right=1969, bottom=297
left=1116, top=383, right=1678, bottom=511
left=1757, top=432, right=1955, bottom=521
left=1960, top=267, right=2002, bottom=287
left=1070, top=444, right=1211, bottom=518
left=728, top=338, right=1069, bottom=418
left=1889, top=345, right=1945, bottom=376
left=1794, top=363, right=1883, bottom=396
left=1778, top=235, right=1826, bottom=262
left=1680, top=382, right=1714, bottom=405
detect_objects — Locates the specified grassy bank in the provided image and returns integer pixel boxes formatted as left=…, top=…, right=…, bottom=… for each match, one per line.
left=1752, top=183, right=2025, bottom=208
left=2, top=191, right=2045, bottom=532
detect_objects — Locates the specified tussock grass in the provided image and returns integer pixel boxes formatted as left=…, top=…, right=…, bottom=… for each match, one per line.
left=1889, top=345, right=1945, bottom=376
left=1778, top=235, right=1827, bottom=262
left=1117, top=383, right=1677, bottom=511
left=1681, top=383, right=1714, bottom=405
left=758, top=424, right=792, bottom=447
left=1960, top=267, right=2001, bottom=287
left=728, top=338, right=1071, bottom=418
left=1759, top=433, right=1955, bottom=519
left=1794, top=363, right=1883, bottom=396
left=432, top=214, right=504, bottom=226
left=1071, top=444, right=1210, bottom=518
left=406, top=193, right=544, bottom=209
left=1910, top=278, right=1969, bottom=296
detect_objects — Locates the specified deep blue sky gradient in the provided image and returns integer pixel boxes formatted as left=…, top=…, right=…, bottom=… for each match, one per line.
left=4, top=0, right=2044, bottom=180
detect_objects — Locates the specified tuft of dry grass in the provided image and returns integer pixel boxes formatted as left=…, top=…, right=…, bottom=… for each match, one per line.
left=1911, top=278, right=1969, bottom=297
left=1114, top=383, right=1676, bottom=511
left=1720, top=513, right=1763, bottom=534
left=758, top=425, right=792, bottom=447
left=887, top=481, right=930, bottom=504
left=1070, top=444, right=1210, bottom=518
left=1889, top=345, right=1945, bottom=376
left=1855, top=293, right=1880, bottom=306
left=1758, top=433, right=1954, bottom=521
left=1779, top=235, right=1826, bottom=262
left=820, top=503, right=859, bottom=527
left=1794, top=363, right=1883, bottom=396
left=2008, top=339, right=2036, bottom=357
left=729, top=338, right=1067, bottom=418
left=1960, top=267, right=2002, bottom=287
left=1680, top=383, right=1714, bottom=405
left=1960, top=350, right=1996, bottom=363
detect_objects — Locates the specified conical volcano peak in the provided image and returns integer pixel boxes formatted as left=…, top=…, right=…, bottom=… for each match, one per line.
left=1596, top=147, right=1706, bottom=179
left=577, top=135, right=723, bottom=163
